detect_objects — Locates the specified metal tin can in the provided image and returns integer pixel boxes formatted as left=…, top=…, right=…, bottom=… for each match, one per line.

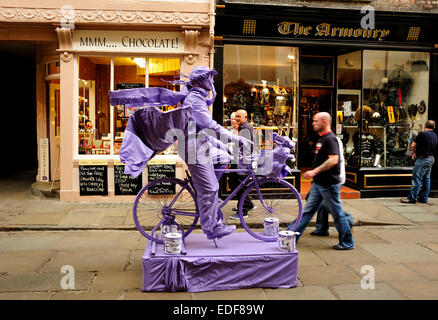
left=164, top=232, right=182, bottom=255
left=278, top=230, right=299, bottom=252
left=161, top=223, right=178, bottom=236
left=263, top=217, right=279, bottom=237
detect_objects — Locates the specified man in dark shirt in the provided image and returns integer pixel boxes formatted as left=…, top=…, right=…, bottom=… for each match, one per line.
left=401, top=120, right=437, bottom=204
left=294, top=112, right=354, bottom=250
left=230, top=109, right=256, bottom=219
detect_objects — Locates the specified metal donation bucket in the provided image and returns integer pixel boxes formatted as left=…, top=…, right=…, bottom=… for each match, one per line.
left=278, top=230, right=299, bottom=252
left=263, top=217, right=279, bottom=237
left=164, top=232, right=182, bottom=255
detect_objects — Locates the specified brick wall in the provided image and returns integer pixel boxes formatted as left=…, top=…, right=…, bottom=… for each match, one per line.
left=218, top=0, right=438, bottom=12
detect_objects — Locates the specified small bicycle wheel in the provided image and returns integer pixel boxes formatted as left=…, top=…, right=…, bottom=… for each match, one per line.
left=133, top=178, right=199, bottom=243
left=238, top=177, right=303, bottom=242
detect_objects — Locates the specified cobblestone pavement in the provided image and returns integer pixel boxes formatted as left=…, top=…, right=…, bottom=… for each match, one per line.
left=0, top=171, right=437, bottom=300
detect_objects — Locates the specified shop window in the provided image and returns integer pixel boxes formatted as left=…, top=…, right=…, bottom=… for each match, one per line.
left=338, top=50, right=430, bottom=169
left=223, top=45, right=299, bottom=168
left=78, top=57, right=111, bottom=155
left=78, top=56, right=180, bottom=157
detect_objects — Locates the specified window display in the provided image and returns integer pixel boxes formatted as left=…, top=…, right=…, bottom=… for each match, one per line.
left=337, top=50, right=430, bottom=169
left=77, top=56, right=180, bottom=156
left=223, top=45, right=299, bottom=167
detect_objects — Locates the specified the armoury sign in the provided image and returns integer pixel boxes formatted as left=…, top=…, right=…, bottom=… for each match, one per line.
left=72, top=30, right=184, bottom=53
left=278, top=22, right=391, bottom=41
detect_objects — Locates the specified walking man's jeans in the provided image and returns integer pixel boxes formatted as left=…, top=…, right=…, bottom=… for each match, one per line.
left=315, top=203, right=354, bottom=233
left=408, top=157, right=435, bottom=203
left=295, top=182, right=354, bottom=248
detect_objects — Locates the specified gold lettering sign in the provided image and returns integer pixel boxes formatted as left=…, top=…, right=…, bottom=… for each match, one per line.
left=278, top=21, right=391, bottom=41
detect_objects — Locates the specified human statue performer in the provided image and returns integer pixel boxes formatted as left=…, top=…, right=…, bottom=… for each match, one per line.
left=110, top=66, right=252, bottom=240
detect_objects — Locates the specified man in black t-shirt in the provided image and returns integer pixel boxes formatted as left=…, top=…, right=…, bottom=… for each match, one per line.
left=294, top=112, right=354, bottom=250
left=401, top=120, right=437, bottom=204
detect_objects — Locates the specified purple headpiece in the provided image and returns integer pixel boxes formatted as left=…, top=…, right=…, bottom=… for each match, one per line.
left=169, top=66, right=218, bottom=86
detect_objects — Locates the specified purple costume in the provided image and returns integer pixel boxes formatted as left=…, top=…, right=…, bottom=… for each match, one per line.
left=110, top=67, right=245, bottom=239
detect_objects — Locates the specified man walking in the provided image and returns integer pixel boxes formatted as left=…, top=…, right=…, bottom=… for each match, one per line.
left=401, top=120, right=437, bottom=204
left=294, top=112, right=354, bottom=250
left=230, top=109, right=256, bottom=219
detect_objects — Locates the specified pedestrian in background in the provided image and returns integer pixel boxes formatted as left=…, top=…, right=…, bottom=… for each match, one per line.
left=401, top=120, right=437, bottom=204
left=294, top=112, right=354, bottom=250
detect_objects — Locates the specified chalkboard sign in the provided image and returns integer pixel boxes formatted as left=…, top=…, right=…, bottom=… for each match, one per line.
left=79, top=165, right=108, bottom=195
left=147, top=164, right=176, bottom=195
left=114, top=165, right=142, bottom=195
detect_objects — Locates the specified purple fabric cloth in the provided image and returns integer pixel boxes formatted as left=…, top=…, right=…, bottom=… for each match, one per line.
left=142, top=232, right=299, bottom=292
left=120, top=105, right=192, bottom=178
left=110, top=86, right=189, bottom=107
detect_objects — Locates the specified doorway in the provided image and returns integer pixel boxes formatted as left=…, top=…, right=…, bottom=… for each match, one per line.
left=0, top=43, right=37, bottom=178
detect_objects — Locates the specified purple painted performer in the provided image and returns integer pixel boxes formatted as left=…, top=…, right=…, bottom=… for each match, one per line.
left=110, top=66, right=252, bottom=240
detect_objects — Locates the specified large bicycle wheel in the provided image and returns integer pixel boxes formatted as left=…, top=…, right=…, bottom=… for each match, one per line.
left=238, top=177, right=303, bottom=242
left=133, top=178, right=199, bottom=243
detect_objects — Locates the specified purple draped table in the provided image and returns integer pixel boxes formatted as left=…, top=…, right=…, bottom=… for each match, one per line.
left=142, top=232, right=299, bottom=292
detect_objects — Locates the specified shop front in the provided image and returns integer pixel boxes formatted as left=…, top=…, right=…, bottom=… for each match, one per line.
left=215, top=2, right=438, bottom=198
left=0, top=1, right=215, bottom=201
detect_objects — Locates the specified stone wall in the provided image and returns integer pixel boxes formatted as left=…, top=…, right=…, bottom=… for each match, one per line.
left=217, top=0, right=438, bottom=12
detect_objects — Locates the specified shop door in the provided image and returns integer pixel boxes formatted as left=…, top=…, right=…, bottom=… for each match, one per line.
left=48, top=81, right=61, bottom=181
left=298, top=88, right=333, bottom=167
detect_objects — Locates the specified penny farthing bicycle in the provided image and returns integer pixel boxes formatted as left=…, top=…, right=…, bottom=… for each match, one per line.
left=132, top=133, right=303, bottom=250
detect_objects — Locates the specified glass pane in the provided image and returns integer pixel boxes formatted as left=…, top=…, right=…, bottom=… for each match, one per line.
left=148, top=58, right=181, bottom=155
left=113, top=57, right=146, bottom=155
left=78, top=56, right=111, bottom=155
left=363, top=50, right=430, bottom=168
left=336, top=51, right=362, bottom=169
left=223, top=44, right=299, bottom=168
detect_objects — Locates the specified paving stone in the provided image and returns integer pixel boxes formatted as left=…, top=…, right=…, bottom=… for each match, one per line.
left=102, top=209, right=130, bottom=217
left=331, top=282, right=406, bottom=300
left=348, top=263, right=424, bottom=282
left=345, top=203, right=414, bottom=225
left=6, top=214, right=66, bottom=225
left=0, top=250, right=55, bottom=272
left=361, top=244, right=438, bottom=263
left=0, top=272, right=94, bottom=292
left=53, top=235, right=121, bottom=251
left=295, top=247, right=327, bottom=267
left=263, top=286, right=337, bottom=300
left=386, top=205, right=428, bottom=214
left=389, top=279, right=438, bottom=300
left=0, top=292, right=52, bottom=300
left=0, top=234, right=63, bottom=252
left=51, top=290, right=124, bottom=300
left=40, top=250, right=130, bottom=272
left=125, top=250, right=145, bottom=271
left=92, top=271, right=142, bottom=290
left=59, top=210, right=105, bottom=226
left=347, top=229, right=390, bottom=244
left=313, top=246, right=383, bottom=266
left=421, top=242, right=438, bottom=254
left=400, top=213, right=438, bottom=223
left=367, top=228, right=438, bottom=244
left=192, top=288, right=267, bottom=300
left=298, top=265, right=361, bottom=286
left=404, top=262, right=438, bottom=280
left=125, top=289, right=192, bottom=300
left=99, top=216, right=126, bottom=226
